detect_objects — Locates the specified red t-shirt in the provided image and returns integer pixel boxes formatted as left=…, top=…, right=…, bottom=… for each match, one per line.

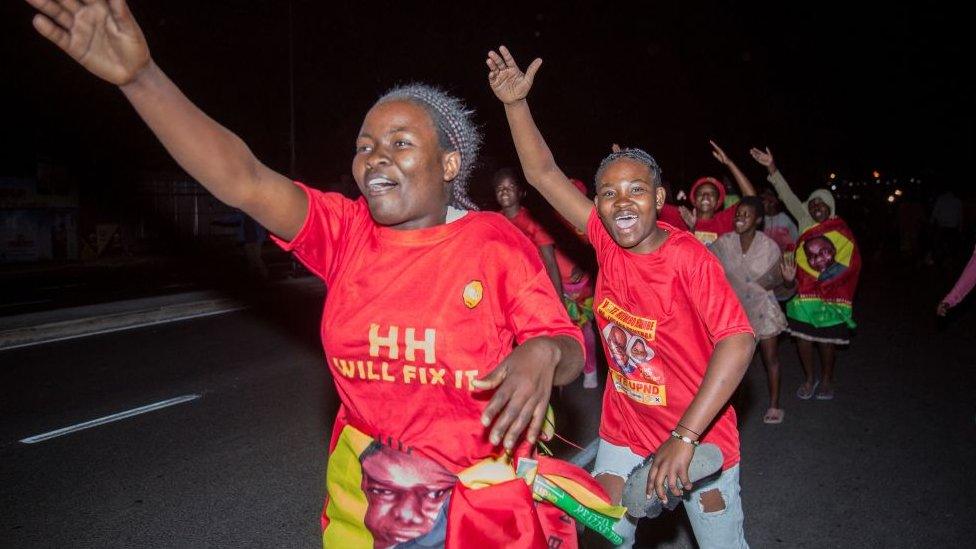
left=275, top=184, right=583, bottom=471
left=507, top=206, right=555, bottom=248
left=658, top=204, right=688, bottom=230
left=508, top=206, right=589, bottom=288
left=586, top=210, right=753, bottom=469
left=692, top=207, right=736, bottom=245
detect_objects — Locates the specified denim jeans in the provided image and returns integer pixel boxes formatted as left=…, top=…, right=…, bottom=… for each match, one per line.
left=592, top=438, right=749, bottom=548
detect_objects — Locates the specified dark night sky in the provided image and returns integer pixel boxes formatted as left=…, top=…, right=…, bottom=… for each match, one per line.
left=1, top=1, right=972, bottom=199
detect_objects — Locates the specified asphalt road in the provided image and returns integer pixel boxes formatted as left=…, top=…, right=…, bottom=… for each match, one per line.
left=2, top=264, right=974, bottom=548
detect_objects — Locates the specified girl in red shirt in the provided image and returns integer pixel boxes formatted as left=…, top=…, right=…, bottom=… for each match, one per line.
left=487, top=46, right=755, bottom=548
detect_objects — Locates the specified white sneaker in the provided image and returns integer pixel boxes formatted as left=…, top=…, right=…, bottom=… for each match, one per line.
left=583, top=371, right=598, bottom=389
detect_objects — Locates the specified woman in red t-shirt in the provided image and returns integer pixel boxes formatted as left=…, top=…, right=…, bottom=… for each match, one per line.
left=488, top=46, right=756, bottom=548
left=26, top=2, right=586, bottom=546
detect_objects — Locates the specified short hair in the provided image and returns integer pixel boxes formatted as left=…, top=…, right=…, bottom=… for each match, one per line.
left=492, top=167, right=520, bottom=189
left=595, top=148, right=662, bottom=187
left=377, top=83, right=482, bottom=210
left=737, top=195, right=765, bottom=217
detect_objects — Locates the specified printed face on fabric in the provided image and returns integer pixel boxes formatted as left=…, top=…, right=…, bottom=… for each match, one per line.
left=602, top=323, right=663, bottom=384
left=804, top=236, right=836, bottom=273
left=595, top=158, right=664, bottom=253
left=360, top=443, right=456, bottom=548
left=352, top=100, right=456, bottom=230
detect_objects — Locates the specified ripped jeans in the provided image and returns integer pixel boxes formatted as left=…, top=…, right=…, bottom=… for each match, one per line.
left=592, top=439, right=748, bottom=548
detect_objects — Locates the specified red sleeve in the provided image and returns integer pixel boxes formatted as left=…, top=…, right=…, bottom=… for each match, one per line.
left=523, top=216, right=556, bottom=248
left=269, top=181, right=367, bottom=284
left=684, top=247, right=755, bottom=342
left=491, top=225, right=583, bottom=350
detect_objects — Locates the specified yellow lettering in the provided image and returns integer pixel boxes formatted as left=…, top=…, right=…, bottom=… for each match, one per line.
left=429, top=368, right=446, bottom=385
left=404, top=327, right=436, bottom=364
left=369, top=324, right=399, bottom=359
left=356, top=360, right=365, bottom=379
left=455, top=370, right=463, bottom=389
left=364, top=361, right=380, bottom=381
left=464, top=370, right=479, bottom=391
left=403, top=365, right=417, bottom=384
left=420, top=367, right=428, bottom=384
left=333, top=358, right=356, bottom=378
left=381, top=361, right=395, bottom=382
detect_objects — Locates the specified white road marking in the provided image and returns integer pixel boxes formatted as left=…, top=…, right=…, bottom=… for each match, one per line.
left=19, top=394, right=202, bottom=444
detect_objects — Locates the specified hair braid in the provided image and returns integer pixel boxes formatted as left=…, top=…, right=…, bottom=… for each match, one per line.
left=377, top=83, right=482, bottom=210
left=596, top=147, right=663, bottom=187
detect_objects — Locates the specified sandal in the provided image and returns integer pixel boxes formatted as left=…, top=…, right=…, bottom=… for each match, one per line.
left=815, top=385, right=835, bottom=400
left=796, top=380, right=819, bottom=400
left=763, top=408, right=785, bottom=424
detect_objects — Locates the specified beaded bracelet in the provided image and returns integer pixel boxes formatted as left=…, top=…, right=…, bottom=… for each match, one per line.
left=670, top=430, right=700, bottom=446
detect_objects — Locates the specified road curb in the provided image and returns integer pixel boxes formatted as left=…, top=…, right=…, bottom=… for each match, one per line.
left=0, top=298, right=246, bottom=351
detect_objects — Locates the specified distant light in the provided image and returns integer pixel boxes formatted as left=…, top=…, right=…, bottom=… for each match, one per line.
left=853, top=194, right=860, bottom=200
left=830, top=184, right=837, bottom=191
left=873, top=170, right=881, bottom=179
left=848, top=182, right=854, bottom=187
left=894, top=189, right=903, bottom=196
left=829, top=173, right=837, bottom=180
left=887, top=195, right=895, bottom=203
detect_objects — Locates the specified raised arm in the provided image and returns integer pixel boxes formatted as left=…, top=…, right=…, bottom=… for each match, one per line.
left=750, top=146, right=805, bottom=225
left=711, top=141, right=755, bottom=197
left=26, top=0, right=306, bottom=240
left=487, top=46, right=593, bottom=231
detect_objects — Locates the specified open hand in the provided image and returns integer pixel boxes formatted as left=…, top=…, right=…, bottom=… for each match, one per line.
left=678, top=206, right=697, bottom=230
left=472, top=338, right=558, bottom=450
left=26, top=0, right=150, bottom=86
left=486, top=45, right=543, bottom=105
left=749, top=146, right=777, bottom=173
left=781, top=251, right=797, bottom=283
left=710, top=140, right=731, bottom=166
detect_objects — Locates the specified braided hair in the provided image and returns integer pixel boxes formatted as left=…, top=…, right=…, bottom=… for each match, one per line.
left=595, top=147, right=662, bottom=188
left=377, top=83, right=482, bottom=210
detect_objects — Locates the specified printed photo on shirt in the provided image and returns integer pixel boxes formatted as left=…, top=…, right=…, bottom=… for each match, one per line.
left=360, top=442, right=455, bottom=548
left=602, top=322, right=668, bottom=406
left=798, top=233, right=851, bottom=282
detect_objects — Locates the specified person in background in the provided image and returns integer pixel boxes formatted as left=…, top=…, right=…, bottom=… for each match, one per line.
left=751, top=147, right=861, bottom=400
left=937, top=244, right=976, bottom=316
left=679, top=142, right=758, bottom=246
left=710, top=196, right=793, bottom=424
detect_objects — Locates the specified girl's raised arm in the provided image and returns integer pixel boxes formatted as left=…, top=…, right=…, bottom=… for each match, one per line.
left=487, top=46, right=593, bottom=231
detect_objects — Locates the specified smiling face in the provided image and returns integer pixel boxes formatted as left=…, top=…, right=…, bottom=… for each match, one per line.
left=352, top=100, right=459, bottom=230
left=804, top=236, right=837, bottom=272
left=694, top=183, right=720, bottom=215
left=808, top=197, right=831, bottom=223
left=595, top=158, right=666, bottom=253
left=361, top=444, right=456, bottom=548
left=493, top=176, right=522, bottom=213
left=734, top=202, right=761, bottom=235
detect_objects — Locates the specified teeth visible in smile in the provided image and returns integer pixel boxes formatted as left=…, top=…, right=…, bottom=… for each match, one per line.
left=615, top=213, right=638, bottom=229
left=367, top=177, right=396, bottom=190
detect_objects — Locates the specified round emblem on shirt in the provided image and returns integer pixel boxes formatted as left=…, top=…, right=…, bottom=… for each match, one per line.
left=462, top=280, right=484, bottom=309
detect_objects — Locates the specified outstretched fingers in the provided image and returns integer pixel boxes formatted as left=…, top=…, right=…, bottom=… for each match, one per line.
left=31, top=13, right=71, bottom=52
left=26, top=0, right=75, bottom=29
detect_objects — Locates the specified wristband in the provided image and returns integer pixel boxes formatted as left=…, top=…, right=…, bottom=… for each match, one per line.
left=670, top=430, right=700, bottom=447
